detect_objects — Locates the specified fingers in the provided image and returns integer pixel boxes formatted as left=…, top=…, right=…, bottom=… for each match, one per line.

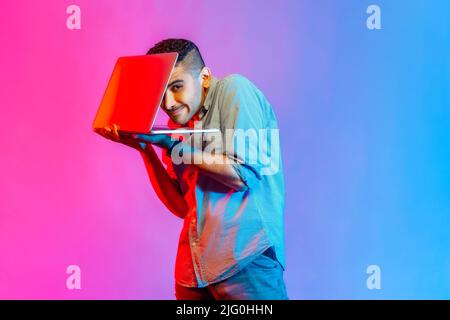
left=104, top=131, right=117, bottom=141
left=112, top=124, right=120, bottom=141
left=96, top=128, right=147, bottom=151
left=98, top=127, right=114, bottom=140
left=99, top=125, right=121, bottom=141
left=98, top=125, right=153, bottom=151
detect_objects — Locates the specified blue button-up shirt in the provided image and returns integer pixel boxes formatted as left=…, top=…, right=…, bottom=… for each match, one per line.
left=163, top=74, right=285, bottom=288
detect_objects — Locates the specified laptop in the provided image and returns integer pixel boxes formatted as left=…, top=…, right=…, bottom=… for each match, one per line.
left=93, top=52, right=219, bottom=136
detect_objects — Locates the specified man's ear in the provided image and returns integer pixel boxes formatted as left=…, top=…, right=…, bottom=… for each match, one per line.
left=200, top=67, right=211, bottom=88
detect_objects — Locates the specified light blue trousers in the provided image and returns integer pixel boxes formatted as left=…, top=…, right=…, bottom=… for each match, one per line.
left=175, top=247, right=289, bottom=300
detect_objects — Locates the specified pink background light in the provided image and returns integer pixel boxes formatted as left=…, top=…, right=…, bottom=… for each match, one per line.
left=0, top=0, right=297, bottom=299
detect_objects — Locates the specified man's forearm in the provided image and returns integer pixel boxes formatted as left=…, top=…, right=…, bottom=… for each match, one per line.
left=176, top=143, right=247, bottom=192
left=140, top=145, right=188, bottom=219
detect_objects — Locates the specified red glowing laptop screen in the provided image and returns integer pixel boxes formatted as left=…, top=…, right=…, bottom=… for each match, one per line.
left=93, top=52, right=178, bottom=133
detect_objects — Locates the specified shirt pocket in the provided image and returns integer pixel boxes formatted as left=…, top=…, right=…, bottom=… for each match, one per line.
left=250, top=248, right=279, bottom=270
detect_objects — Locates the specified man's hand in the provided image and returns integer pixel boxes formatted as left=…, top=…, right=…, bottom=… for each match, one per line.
left=132, top=133, right=179, bottom=151
left=96, top=124, right=147, bottom=152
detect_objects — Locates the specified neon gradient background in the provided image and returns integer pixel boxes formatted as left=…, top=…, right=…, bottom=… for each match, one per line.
left=1, top=0, right=449, bottom=299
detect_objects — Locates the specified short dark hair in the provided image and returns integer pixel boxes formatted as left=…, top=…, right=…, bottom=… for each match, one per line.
left=147, top=38, right=205, bottom=76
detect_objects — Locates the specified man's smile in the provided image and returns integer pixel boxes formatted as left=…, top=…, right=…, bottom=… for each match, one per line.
left=169, top=105, right=186, bottom=116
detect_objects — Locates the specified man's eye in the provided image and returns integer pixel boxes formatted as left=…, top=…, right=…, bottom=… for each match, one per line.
left=172, top=85, right=183, bottom=92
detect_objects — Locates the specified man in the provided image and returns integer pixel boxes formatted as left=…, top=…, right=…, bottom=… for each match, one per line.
left=102, top=39, right=287, bottom=300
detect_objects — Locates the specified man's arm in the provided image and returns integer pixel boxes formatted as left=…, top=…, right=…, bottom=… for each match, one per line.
left=174, top=144, right=247, bottom=192
left=139, top=145, right=189, bottom=219
left=99, top=126, right=189, bottom=219
left=133, top=134, right=248, bottom=192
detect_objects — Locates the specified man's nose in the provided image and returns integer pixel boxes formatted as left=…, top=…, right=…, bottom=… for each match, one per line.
left=164, top=91, right=176, bottom=110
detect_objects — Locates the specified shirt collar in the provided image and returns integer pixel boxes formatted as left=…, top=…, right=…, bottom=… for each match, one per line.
left=201, top=76, right=219, bottom=112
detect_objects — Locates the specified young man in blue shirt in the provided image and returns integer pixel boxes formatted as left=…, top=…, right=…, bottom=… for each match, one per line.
left=103, top=39, right=287, bottom=300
